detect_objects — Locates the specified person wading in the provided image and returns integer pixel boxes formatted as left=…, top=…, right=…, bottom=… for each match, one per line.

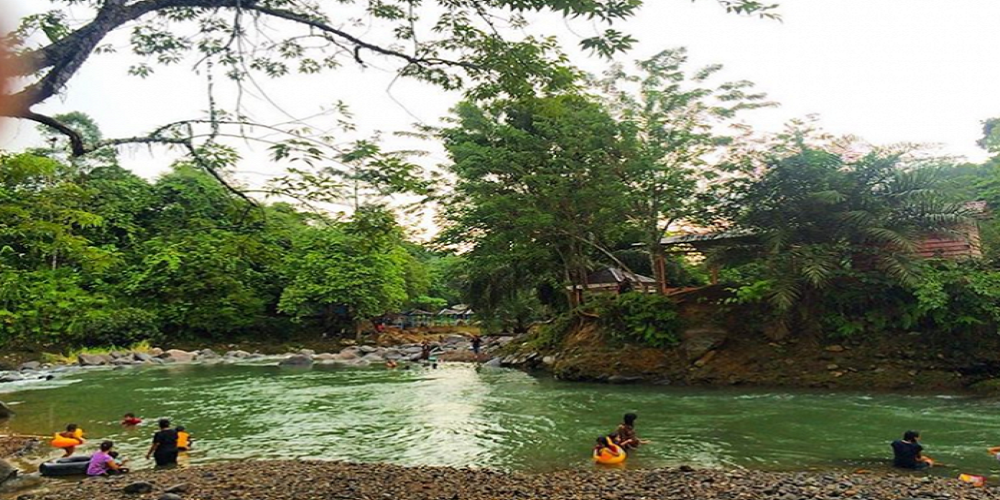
left=146, top=418, right=180, bottom=467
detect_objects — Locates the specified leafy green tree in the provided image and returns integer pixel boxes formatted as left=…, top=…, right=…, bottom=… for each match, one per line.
left=440, top=94, right=638, bottom=312
left=596, top=48, right=773, bottom=292
left=279, top=206, right=408, bottom=337
left=718, top=127, right=971, bottom=331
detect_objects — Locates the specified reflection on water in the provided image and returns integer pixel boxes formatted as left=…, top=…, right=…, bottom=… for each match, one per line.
left=3, top=363, right=1000, bottom=476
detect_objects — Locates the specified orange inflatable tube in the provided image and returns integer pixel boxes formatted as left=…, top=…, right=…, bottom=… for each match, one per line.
left=50, top=428, right=84, bottom=448
left=593, top=442, right=626, bottom=464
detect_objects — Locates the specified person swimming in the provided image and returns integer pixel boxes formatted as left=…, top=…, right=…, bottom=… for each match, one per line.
left=122, top=413, right=142, bottom=426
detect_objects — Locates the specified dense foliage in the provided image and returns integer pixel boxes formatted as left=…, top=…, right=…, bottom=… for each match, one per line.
left=0, top=152, right=459, bottom=348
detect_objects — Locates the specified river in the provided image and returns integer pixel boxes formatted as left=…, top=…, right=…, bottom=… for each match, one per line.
left=2, top=362, right=999, bottom=475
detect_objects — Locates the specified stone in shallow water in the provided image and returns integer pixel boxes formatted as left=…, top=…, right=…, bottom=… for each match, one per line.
left=164, top=483, right=189, bottom=493
left=0, top=400, right=13, bottom=418
left=122, top=481, right=154, bottom=494
left=77, top=354, right=110, bottom=366
left=0, top=458, right=17, bottom=484
left=161, top=349, right=196, bottom=363
left=278, top=354, right=313, bottom=367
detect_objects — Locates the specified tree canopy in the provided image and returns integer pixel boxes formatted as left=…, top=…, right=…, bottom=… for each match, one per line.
left=1, top=0, right=778, bottom=168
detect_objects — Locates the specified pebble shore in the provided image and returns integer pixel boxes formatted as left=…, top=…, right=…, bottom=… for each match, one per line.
left=29, top=461, right=1000, bottom=500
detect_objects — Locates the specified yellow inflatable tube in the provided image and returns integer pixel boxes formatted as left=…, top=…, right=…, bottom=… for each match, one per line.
left=593, top=443, right=626, bottom=465
left=50, top=428, right=84, bottom=448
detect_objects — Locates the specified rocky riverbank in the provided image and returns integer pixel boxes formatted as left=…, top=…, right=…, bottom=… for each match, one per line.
left=28, top=460, right=1000, bottom=500
left=0, top=333, right=506, bottom=394
left=494, top=317, right=1000, bottom=393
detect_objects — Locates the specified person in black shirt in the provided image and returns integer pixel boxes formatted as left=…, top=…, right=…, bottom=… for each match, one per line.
left=891, top=430, right=933, bottom=469
left=146, top=418, right=179, bottom=467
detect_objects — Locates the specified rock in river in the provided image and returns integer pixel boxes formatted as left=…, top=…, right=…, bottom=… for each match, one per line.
left=77, top=354, right=111, bottom=366
left=0, top=400, right=13, bottom=418
left=278, top=354, right=313, bottom=367
left=160, top=349, right=196, bottom=363
left=122, top=481, right=154, bottom=494
left=0, top=458, right=16, bottom=484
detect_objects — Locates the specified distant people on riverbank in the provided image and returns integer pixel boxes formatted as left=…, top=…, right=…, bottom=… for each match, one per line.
left=420, top=341, right=432, bottom=361
left=892, top=430, right=934, bottom=469
left=87, top=441, right=126, bottom=476
left=471, top=335, right=482, bottom=358
left=146, top=418, right=179, bottom=467
left=614, top=413, right=647, bottom=450
left=121, top=413, right=142, bottom=426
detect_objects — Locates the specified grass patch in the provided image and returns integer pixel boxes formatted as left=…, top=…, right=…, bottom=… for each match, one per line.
left=41, top=340, right=153, bottom=365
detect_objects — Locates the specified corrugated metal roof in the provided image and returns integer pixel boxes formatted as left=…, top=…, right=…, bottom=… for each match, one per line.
left=658, top=229, right=757, bottom=245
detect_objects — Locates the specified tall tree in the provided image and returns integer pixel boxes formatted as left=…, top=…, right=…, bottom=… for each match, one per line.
left=440, top=94, right=637, bottom=309
left=596, top=47, right=773, bottom=292
left=279, top=205, right=408, bottom=337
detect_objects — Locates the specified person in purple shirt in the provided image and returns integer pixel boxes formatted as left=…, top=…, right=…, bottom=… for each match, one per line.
left=87, top=441, right=124, bottom=476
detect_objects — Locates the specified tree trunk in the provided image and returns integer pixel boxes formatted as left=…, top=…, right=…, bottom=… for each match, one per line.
left=649, top=242, right=668, bottom=295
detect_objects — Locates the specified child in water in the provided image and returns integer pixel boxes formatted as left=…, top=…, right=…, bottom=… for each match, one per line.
left=55, top=424, right=85, bottom=457
left=108, top=451, right=130, bottom=473
left=593, top=435, right=623, bottom=460
left=176, top=426, right=192, bottom=451
left=122, top=413, right=142, bottom=426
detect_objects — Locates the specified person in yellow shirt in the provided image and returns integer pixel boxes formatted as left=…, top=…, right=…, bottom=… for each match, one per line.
left=176, top=426, right=192, bottom=451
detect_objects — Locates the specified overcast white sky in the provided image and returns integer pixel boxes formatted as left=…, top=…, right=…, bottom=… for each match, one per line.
left=1, top=0, right=998, bottom=187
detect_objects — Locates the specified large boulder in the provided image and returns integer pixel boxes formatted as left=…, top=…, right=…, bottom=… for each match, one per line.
left=680, top=327, right=728, bottom=362
left=0, top=400, right=13, bottom=418
left=160, top=349, right=196, bottom=363
left=225, top=350, right=251, bottom=359
left=313, top=353, right=338, bottom=361
left=198, top=349, right=220, bottom=359
left=0, top=458, right=16, bottom=484
left=77, top=353, right=111, bottom=366
left=148, top=347, right=164, bottom=357
left=0, top=373, right=24, bottom=383
left=133, top=352, right=154, bottom=363
left=483, top=357, right=503, bottom=368
left=360, top=353, right=385, bottom=364
left=358, top=345, right=377, bottom=354
left=123, top=481, right=154, bottom=494
left=18, top=361, right=40, bottom=372
left=278, top=354, right=314, bottom=367
left=337, top=350, right=359, bottom=360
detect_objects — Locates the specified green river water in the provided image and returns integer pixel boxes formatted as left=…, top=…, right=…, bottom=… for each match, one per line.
left=2, top=362, right=1000, bottom=476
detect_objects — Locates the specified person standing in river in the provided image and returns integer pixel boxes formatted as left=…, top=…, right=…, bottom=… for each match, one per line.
left=146, top=418, right=179, bottom=467
left=614, top=413, right=648, bottom=450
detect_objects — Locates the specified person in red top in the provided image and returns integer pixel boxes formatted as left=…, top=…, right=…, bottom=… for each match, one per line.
left=122, top=413, right=142, bottom=426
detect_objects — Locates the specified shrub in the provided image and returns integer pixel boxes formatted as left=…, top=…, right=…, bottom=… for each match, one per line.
left=594, top=293, right=683, bottom=347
